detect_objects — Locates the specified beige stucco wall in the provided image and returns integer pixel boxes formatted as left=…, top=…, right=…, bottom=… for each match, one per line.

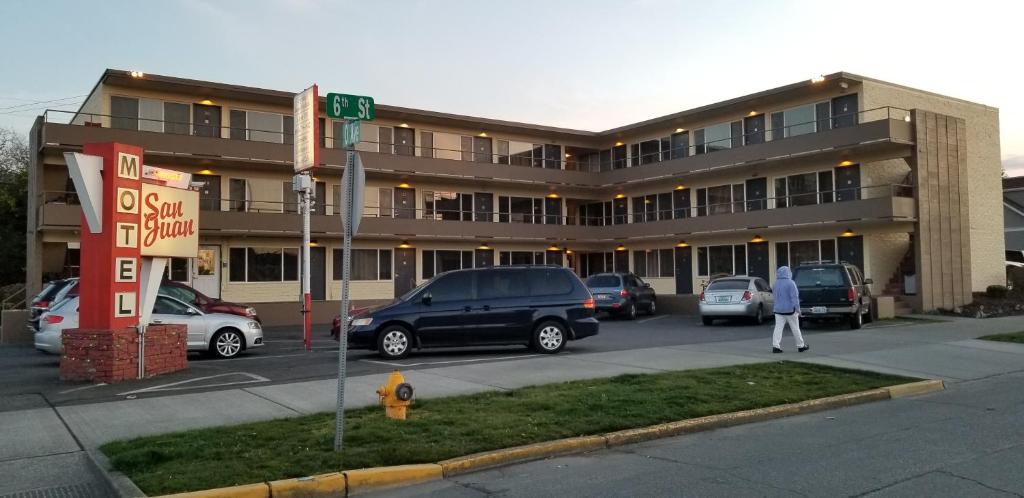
left=861, top=79, right=1004, bottom=291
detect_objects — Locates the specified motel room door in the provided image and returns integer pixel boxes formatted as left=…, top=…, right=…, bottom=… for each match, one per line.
left=747, top=242, right=770, bottom=281
left=674, top=246, right=693, bottom=294
left=193, top=245, right=221, bottom=299
left=310, top=247, right=326, bottom=300
left=394, top=247, right=417, bottom=298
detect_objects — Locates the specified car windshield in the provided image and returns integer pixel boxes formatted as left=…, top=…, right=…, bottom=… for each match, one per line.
left=707, top=279, right=749, bottom=291
left=794, top=267, right=847, bottom=287
left=585, top=275, right=620, bottom=287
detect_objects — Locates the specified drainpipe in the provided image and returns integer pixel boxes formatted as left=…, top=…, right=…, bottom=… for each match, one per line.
left=137, top=323, right=145, bottom=379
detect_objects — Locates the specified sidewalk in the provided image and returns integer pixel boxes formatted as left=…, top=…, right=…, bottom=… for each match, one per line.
left=2, top=315, right=1023, bottom=496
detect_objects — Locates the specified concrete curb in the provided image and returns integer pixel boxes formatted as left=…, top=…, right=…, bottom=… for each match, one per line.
left=887, top=379, right=945, bottom=398
left=152, top=380, right=943, bottom=497
left=439, top=436, right=607, bottom=477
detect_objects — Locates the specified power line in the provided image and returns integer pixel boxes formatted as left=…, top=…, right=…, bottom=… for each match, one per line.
left=0, top=95, right=87, bottom=112
left=0, top=101, right=84, bottom=117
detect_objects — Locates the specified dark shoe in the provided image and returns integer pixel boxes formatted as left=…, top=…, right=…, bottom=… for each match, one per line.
left=798, top=345, right=810, bottom=353
left=772, top=347, right=783, bottom=354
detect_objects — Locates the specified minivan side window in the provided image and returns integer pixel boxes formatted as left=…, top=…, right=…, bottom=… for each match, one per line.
left=477, top=270, right=529, bottom=300
left=426, top=271, right=474, bottom=302
left=528, top=269, right=574, bottom=296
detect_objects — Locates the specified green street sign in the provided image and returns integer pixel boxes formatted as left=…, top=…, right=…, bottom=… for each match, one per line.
left=342, top=121, right=361, bottom=148
left=326, top=93, right=375, bottom=121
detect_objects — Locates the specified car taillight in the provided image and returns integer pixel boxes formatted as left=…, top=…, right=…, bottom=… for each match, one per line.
left=44, top=315, right=63, bottom=324
left=619, top=289, right=629, bottom=297
left=36, top=300, right=49, bottom=309
left=699, top=292, right=705, bottom=302
left=741, top=290, right=752, bottom=301
left=583, top=297, right=595, bottom=309
left=847, top=288, right=856, bottom=301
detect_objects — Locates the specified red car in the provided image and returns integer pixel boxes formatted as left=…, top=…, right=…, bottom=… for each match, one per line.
left=59, top=278, right=260, bottom=322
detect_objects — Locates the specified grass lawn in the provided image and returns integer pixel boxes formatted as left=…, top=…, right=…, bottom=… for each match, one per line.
left=102, top=361, right=911, bottom=495
left=979, top=330, right=1024, bottom=344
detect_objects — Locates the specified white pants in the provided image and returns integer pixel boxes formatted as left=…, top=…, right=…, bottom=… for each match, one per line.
left=772, top=313, right=805, bottom=349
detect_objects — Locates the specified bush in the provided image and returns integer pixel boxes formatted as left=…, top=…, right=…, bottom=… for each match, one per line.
left=986, top=285, right=1009, bottom=299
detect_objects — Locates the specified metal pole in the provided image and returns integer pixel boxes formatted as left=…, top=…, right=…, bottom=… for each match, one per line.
left=302, top=172, right=312, bottom=351
left=334, top=130, right=354, bottom=453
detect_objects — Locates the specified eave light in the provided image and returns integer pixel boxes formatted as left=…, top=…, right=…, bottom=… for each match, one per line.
left=675, top=240, right=689, bottom=248
left=841, top=228, right=856, bottom=238
left=751, top=234, right=765, bottom=243
left=811, top=75, right=826, bottom=83
left=398, top=240, right=413, bottom=249
left=477, top=242, right=492, bottom=250
left=615, top=244, right=627, bottom=252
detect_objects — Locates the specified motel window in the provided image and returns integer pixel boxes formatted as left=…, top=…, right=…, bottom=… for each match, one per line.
left=696, top=184, right=738, bottom=216
left=163, top=258, right=189, bottom=283
left=425, top=191, right=471, bottom=221
left=775, top=172, right=830, bottom=208
left=227, top=247, right=299, bottom=282
left=776, top=239, right=838, bottom=268
left=670, top=131, right=689, bottom=159
left=499, top=251, right=546, bottom=266
left=164, top=102, right=190, bottom=135
left=229, top=179, right=247, bottom=212
left=696, top=245, right=747, bottom=277
left=110, top=96, right=139, bottom=131
left=633, top=249, right=674, bottom=278
left=422, top=250, right=473, bottom=279
left=695, top=122, right=732, bottom=154
left=612, top=144, right=627, bottom=169
left=496, top=140, right=509, bottom=164
left=379, top=127, right=394, bottom=154
left=771, top=102, right=829, bottom=139
left=334, top=249, right=391, bottom=280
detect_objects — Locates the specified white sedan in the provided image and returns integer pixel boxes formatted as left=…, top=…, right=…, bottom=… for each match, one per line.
left=35, top=295, right=263, bottom=359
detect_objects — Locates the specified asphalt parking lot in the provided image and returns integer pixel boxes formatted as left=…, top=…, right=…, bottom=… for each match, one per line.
left=0, top=313, right=914, bottom=407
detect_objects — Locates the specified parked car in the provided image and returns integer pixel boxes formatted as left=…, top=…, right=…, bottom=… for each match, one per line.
left=332, top=266, right=599, bottom=359
left=34, top=295, right=263, bottom=358
left=28, top=278, right=76, bottom=331
left=699, top=277, right=774, bottom=325
left=584, top=272, right=656, bottom=319
left=793, top=262, right=873, bottom=329
left=50, top=278, right=260, bottom=323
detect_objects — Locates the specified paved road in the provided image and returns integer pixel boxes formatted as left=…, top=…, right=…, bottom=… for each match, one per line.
left=0, top=313, right=881, bottom=406
left=368, top=369, right=1024, bottom=498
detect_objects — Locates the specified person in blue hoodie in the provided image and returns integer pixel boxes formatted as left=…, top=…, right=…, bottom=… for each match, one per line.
left=772, top=266, right=808, bottom=353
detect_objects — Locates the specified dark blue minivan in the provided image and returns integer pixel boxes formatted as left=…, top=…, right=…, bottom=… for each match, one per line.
left=336, top=266, right=599, bottom=359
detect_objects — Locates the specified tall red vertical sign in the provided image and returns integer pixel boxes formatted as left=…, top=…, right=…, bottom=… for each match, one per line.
left=80, top=143, right=143, bottom=329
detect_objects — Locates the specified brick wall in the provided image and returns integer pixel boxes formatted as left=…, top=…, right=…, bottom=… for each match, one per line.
left=60, top=325, right=187, bottom=383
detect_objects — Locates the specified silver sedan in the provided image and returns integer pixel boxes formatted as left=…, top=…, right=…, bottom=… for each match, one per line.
left=699, top=277, right=774, bottom=326
left=34, top=295, right=263, bottom=359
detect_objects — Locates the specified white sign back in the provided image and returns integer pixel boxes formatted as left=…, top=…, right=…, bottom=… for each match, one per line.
left=340, top=152, right=365, bottom=235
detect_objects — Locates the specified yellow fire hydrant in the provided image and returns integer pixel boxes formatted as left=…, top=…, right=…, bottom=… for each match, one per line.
left=376, top=369, right=414, bottom=420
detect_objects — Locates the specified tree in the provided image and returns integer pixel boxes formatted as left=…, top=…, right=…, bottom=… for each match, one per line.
left=0, top=127, right=28, bottom=287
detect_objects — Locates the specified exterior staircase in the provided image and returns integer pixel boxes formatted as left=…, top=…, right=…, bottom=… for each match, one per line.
left=880, top=247, right=915, bottom=315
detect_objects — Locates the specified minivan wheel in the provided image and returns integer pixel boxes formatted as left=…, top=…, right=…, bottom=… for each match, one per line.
left=849, top=310, right=863, bottom=330
left=532, top=321, right=566, bottom=354
left=378, top=326, right=412, bottom=359
left=211, top=328, right=244, bottom=359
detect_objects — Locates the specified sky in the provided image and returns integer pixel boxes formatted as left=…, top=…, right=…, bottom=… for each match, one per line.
left=2, top=0, right=1022, bottom=175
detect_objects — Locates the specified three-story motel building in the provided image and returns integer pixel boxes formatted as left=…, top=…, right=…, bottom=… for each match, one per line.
left=27, top=70, right=1004, bottom=324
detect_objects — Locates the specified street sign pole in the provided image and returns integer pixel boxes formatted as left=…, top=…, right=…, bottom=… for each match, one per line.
left=293, top=84, right=318, bottom=352
left=334, top=122, right=357, bottom=453
left=301, top=173, right=312, bottom=351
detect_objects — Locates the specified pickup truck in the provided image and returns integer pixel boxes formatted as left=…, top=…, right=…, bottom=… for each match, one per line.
left=792, top=262, right=873, bottom=329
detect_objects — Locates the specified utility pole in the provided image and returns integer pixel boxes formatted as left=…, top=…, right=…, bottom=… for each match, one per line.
left=293, top=173, right=313, bottom=351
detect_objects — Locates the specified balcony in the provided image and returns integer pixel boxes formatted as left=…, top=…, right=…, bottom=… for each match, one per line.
left=39, top=107, right=914, bottom=189
left=38, top=184, right=915, bottom=244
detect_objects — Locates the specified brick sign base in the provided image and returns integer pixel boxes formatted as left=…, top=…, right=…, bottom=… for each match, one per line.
left=60, top=325, right=187, bottom=383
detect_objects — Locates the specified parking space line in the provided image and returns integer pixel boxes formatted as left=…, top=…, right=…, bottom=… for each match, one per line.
left=117, top=372, right=270, bottom=396
left=637, top=315, right=669, bottom=324
left=58, top=383, right=107, bottom=395
left=361, top=354, right=542, bottom=367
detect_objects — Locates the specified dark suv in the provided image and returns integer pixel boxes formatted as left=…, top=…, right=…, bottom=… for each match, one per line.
left=584, top=273, right=657, bottom=319
left=793, top=262, right=873, bottom=329
left=335, top=266, right=599, bottom=359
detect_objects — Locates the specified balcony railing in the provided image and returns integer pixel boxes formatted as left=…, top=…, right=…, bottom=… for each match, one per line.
left=44, top=106, right=912, bottom=173
left=39, top=184, right=913, bottom=230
